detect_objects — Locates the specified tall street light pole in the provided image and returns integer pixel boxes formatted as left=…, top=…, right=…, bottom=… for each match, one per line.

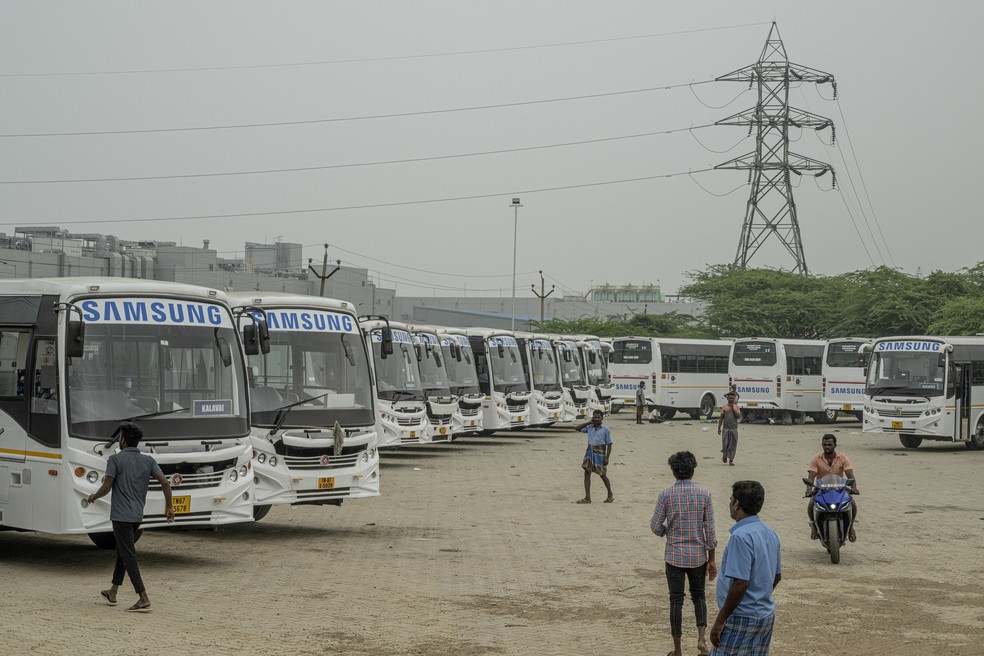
left=510, top=198, right=522, bottom=332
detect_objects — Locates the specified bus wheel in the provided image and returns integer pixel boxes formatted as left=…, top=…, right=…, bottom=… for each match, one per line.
left=253, top=504, right=273, bottom=521
left=657, top=408, right=677, bottom=421
left=780, top=411, right=793, bottom=426
left=88, top=529, right=142, bottom=549
left=965, top=423, right=984, bottom=450
left=793, top=412, right=806, bottom=425
left=822, top=409, right=839, bottom=424
left=699, top=394, right=715, bottom=419
left=899, top=434, right=923, bottom=449
left=610, top=405, right=621, bottom=414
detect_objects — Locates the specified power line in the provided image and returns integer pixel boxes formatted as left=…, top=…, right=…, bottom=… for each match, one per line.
left=0, top=22, right=771, bottom=78
left=0, top=81, right=716, bottom=139
left=0, top=124, right=718, bottom=184
left=2, top=167, right=715, bottom=227
left=328, top=243, right=538, bottom=279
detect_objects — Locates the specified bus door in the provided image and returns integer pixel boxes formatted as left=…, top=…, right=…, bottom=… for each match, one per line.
left=954, top=363, right=971, bottom=442
left=0, top=329, right=32, bottom=527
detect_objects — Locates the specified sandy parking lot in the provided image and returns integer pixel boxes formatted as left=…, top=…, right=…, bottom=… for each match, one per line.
left=2, top=414, right=983, bottom=655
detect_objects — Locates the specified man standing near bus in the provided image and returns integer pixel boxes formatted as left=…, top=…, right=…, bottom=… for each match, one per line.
left=87, top=422, right=174, bottom=612
left=636, top=381, right=647, bottom=424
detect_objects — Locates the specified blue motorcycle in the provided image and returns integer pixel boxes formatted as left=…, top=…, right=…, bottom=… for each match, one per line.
left=803, top=474, right=857, bottom=564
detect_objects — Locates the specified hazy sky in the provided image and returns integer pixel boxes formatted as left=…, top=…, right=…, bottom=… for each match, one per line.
left=1, top=2, right=981, bottom=298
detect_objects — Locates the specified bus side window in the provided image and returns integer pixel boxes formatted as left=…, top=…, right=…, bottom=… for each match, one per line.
left=0, top=331, right=30, bottom=397
left=33, top=339, right=59, bottom=414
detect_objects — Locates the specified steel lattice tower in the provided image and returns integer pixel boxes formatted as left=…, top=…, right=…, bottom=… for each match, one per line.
left=715, top=23, right=837, bottom=274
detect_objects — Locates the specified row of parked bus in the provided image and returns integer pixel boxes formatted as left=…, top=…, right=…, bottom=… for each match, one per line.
left=607, top=336, right=870, bottom=425
left=0, top=278, right=619, bottom=547
left=609, top=334, right=984, bottom=452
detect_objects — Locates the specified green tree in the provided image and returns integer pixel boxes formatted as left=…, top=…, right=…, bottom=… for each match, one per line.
left=926, top=297, right=984, bottom=335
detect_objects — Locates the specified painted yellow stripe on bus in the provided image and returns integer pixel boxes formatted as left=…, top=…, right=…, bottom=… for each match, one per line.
left=663, top=386, right=732, bottom=390
left=0, top=447, right=62, bottom=460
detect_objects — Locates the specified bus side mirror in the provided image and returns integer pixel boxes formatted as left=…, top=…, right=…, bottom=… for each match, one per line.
left=243, top=324, right=260, bottom=356
left=258, top=320, right=271, bottom=354
left=66, top=320, right=85, bottom=358
left=216, top=337, right=233, bottom=367
left=589, top=351, right=597, bottom=364
left=381, top=327, right=394, bottom=356
left=434, top=351, right=442, bottom=368
left=497, top=343, right=505, bottom=358
left=414, top=344, right=422, bottom=362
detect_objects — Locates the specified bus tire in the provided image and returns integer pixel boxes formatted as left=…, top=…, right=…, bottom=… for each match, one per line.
left=699, top=394, right=715, bottom=420
left=253, top=504, right=273, bottom=521
left=899, top=434, right=922, bottom=449
left=821, top=409, right=839, bottom=424
left=780, top=411, right=793, bottom=426
left=793, top=412, right=806, bottom=425
left=478, top=429, right=496, bottom=436
left=88, top=529, right=142, bottom=550
left=965, top=422, right=984, bottom=450
left=657, top=408, right=677, bottom=421
left=610, top=404, right=621, bottom=414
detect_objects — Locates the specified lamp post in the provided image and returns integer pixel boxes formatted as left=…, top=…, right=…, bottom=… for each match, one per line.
left=509, top=198, right=522, bottom=332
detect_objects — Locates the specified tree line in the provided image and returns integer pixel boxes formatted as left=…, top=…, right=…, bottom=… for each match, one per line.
left=533, top=263, right=984, bottom=339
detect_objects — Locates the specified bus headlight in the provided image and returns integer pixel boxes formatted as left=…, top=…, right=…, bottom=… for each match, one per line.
left=239, top=465, right=248, bottom=477
left=257, top=453, right=267, bottom=463
left=87, top=471, right=99, bottom=484
left=362, top=452, right=369, bottom=464
left=269, top=456, right=278, bottom=467
left=230, top=470, right=239, bottom=482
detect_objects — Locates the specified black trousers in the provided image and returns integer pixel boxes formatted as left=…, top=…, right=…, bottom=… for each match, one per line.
left=664, top=562, right=707, bottom=637
left=111, top=521, right=145, bottom=594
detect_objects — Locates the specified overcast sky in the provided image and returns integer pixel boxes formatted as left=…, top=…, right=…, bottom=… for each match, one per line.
left=0, top=2, right=980, bottom=298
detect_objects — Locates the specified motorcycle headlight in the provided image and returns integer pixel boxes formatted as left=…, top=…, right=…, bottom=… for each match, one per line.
left=829, top=503, right=838, bottom=509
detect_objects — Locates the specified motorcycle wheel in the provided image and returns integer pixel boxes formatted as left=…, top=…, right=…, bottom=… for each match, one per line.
left=827, top=518, right=841, bottom=564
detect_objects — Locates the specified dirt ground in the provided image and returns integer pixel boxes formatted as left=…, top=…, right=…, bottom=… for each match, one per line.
left=2, top=413, right=983, bottom=655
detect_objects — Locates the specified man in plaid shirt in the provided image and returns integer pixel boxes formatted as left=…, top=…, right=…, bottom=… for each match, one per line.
left=651, top=451, right=718, bottom=656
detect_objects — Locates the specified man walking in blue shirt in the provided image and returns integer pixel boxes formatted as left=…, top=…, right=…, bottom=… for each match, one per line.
left=574, top=410, right=613, bottom=504
left=87, top=422, right=174, bottom=612
left=710, top=480, right=781, bottom=655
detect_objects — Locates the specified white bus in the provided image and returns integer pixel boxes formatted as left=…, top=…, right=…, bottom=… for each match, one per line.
left=360, top=317, right=428, bottom=446
left=608, top=337, right=731, bottom=419
left=437, top=329, right=484, bottom=437
left=516, top=332, right=563, bottom=426
left=229, top=292, right=379, bottom=521
left=729, top=337, right=826, bottom=425
left=408, top=326, right=457, bottom=443
left=0, top=279, right=255, bottom=547
left=862, top=336, right=984, bottom=450
left=552, top=336, right=591, bottom=422
left=821, top=338, right=871, bottom=422
left=466, top=329, right=531, bottom=433
left=576, top=335, right=614, bottom=415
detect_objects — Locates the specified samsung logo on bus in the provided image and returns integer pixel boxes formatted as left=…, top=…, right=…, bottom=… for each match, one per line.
left=830, top=387, right=864, bottom=395
left=81, top=299, right=229, bottom=327
left=615, top=383, right=640, bottom=390
left=252, top=310, right=355, bottom=333
left=737, top=386, right=771, bottom=394
left=555, top=341, right=576, bottom=350
left=488, top=336, right=518, bottom=347
left=374, top=329, right=414, bottom=344
left=416, top=333, right=439, bottom=345
left=876, top=341, right=941, bottom=352
left=531, top=339, right=552, bottom=350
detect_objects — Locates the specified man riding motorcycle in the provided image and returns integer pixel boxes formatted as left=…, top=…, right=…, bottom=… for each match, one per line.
left=805, top=433, right=859, bottom=542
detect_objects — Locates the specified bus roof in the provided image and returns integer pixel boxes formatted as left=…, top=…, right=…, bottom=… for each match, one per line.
left=0, top=277, right=227, bottom=301
left=227, top=290, right=354, bottom=313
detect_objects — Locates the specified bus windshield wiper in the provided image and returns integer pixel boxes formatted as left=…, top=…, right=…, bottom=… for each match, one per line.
left=104, top=406, right=190, bottom=448
left=388, top=389, right=421, bottom=401
left=268, top=393, right=331, bottom=436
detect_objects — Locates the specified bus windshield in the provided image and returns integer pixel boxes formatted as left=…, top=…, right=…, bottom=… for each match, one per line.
left=372, top=341, right=425, bottom=402
left=416, top=341, right=451, bottom=396
left=529, top=342, right=560, bottom=391
left=489, top=342, right=529, bottom=393
left=584, top=346, right=608, bottom=386
left=825, top=341, right=871, bottom=368
left=441, top=341, right=481, bottom=396
left=611, top=339, right=652, bottom=365
left=248, top=328, right=373, bottom=428
left=732, top=341, right=778, bottom=367
left=558, top=345, right=585, bottom=385
left=866, top=350, right=946, bottom=397
left=67, top=322, right=249, bottom=440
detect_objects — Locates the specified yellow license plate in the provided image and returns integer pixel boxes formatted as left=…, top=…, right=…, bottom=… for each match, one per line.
left=552, top=413, right=559, bottom=419
left=172, top=496, right=191, bottom=514
left=843, top=404, right=853, bottom=411
left=318, top=477, right=335, bottom=490
left=409, top=431, right=416, bottom=438
left=746, top=402, right=758, bottom=407
left=578, top=411, right=585, bottom=417
left=891, top=421, right=903, bottom=430
left=469, top=420, right=475, bottom=427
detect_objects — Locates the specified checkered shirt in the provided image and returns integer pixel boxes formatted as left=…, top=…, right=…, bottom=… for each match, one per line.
left=651, top=479, right=717, bottom=568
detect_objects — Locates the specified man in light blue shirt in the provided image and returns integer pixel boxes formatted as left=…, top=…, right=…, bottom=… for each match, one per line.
left=711, top=480, right=781, bottom=655
left=574, top=410, right=613, bottom=504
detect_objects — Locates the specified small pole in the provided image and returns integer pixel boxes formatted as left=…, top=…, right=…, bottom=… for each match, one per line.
left=531, top=269, right=555, bottom=322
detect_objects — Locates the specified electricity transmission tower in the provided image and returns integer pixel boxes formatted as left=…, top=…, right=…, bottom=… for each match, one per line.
left=715, top=22, right=837, bottom=274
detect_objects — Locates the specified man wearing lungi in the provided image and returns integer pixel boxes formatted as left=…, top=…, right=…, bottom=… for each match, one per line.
left=574, top=410, right=613, bottom=504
